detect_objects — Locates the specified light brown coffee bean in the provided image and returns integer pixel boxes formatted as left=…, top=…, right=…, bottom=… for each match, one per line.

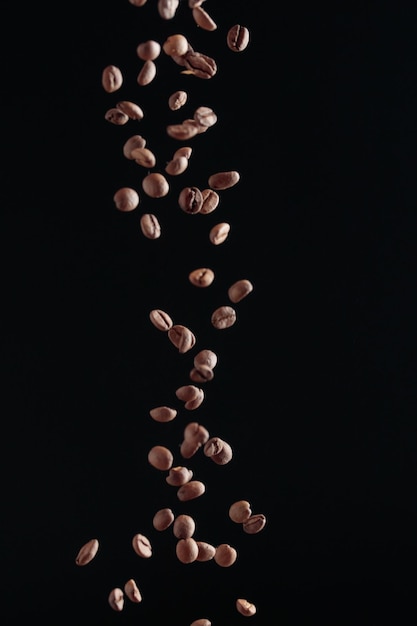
left=193, top=106, right=217, bottom=128
left=211, top=305, right=236, bottom=329
left=195, top=541, right=216, bottom=562
left=229, top=500, right=252, bottom=523
left=140, top=213, right=161, bottom=239
left=165, top=155, right=189, bottom=176
left=236, top=599, right=256, bottom=617
left=189, top=365, right=214, bottom=383
left=243, top=513, right=267, bottom=534
left=176, top=537, right=199, bottom=563
left=179, top=186, right=203, bottom=214
left=214, top=544, right=237, bottom=567
left=182, top=50, right=217, bottom=79
left=228, top=279, right=254, bottom=303
left=168, top=90, right=188, bottom=111
left=102, top=64, right=123, bottom=93
left=116, top=100, right=144, bottom=120
left=174, top=146, right=193, bottom=160
left=108, top=587, right=124, bottom=611
left=153, top=508, right=175, bottom=531
left=137, top=59, right=157, bottom=86
left=113, top=187, right=140, bottom=212
left=192, top=6, right=217, bottom=31
left=180, top=439, right=200, bottom=459
left=142, top=172, right=169, bottom=198
left=149, top=309, right=173, bottom=331
left=129, top=0, right=148, bottom=5
left=199, top=188, right=220, bottom=215
left=148, top=445, right=174, bottom=470
left=131, top=147, right=156, bottom=168
left=177, top=480, right=206, bottom=501
left=124, top=579, right=142, bottom=603
left=209, top=222, right=230, bottom=245
left=189, top=267, right=214, bottom=287
left=173, top=514, right=196, bottom=539
left=181, top=388, right=204, bottom=410
left=136, top=39, right=161, bottom=60
left=123, top=134, right=146, bottom=159
left=194, top=349, right=218, bottom=370
left=158, top=0, right=179, bottom=19
left=163, top=34, right=189, bottom=57
left=75, top=538, right=99, bottom=566
left=166, top=123, right=199, bottom=140
left=184, top=421, right=210, bottom=445
left=149, top=405, right=177, bottom=422
left=183, top=118, right=207, bottom=134
left=204, top=437, right=233, bottom=465
left=190, top=620, right=212, bottom=626
left=105, top=108, right=129, bottom=125
left=227, top=25, right=250, bottom=52
left=132, top=533, right=153, bottom=558
left=166, top=466, right=193, bottom=486
left=176, top=385, right=204, bottom=410
left=208, top=170, right=240, bottom=190
left=168, top=324, right=196, bottom=353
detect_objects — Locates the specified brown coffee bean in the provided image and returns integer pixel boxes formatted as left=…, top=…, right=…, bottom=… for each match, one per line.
left=75, top=538, right=99, bottom=566
left=180, top=439, right=200, bottom=459
left=113, top=187, right=140, bottom=212
left=116, top=100, right=144, bottom=120
left=194, top=349, right=218, bottom=370
left=243, top=513, right=267, bottom=534
left=163, top=34, right=189, bottom=57
left=142, top=172, right=169, bottom=198
left=174, top=146, right=193, bottom=160
left=204, top=437, right=233, bottom=465
left=176, top=385, right=204, bottom=410
left=236, top=599, right=256, bottom=617
left=173, top=514, right=196, bottom=539
left=179, top=186, right=203, bottom=214
left=131, top=147, right=156, bottom=168
left=177, top=480, right=206, bottom=501
left=132, top=533, right=153, bottom=558
left=158, top=0, right=179, bottom=20
left=184, top=421, right=210, bottom=445
left=195, top=541, right=216, bottom=562
left=190, top=619, right=212, bottom=626
left=108, top=587, right=124, bottom=611
left=193, top=106, right=217, bottom=128
left=200, top=189, right=220, bottom=214
left=124, top=579, right=142, bottom=603
left=149, top=406, right=177, bottom=422
left=182, top=50, right=217, bottom=79
left=123, top=134, right=146, bottom=159
left=129, top=0, right=148, bottom=5
left=183, top=118, right=207, bottom=134
left=189, top=268, right=214, bottom=287
left=149, top=309, right=173, bottom=331
left=227, top=25, right=250, bottom=52
left=140, top=213, right=161, bottom=239
left=211, top=305, right=237, bottom=329
left=168, top=90, right=188, bottom=110
left=228, top=279, right=254, bottom=303
left=102, top=64, right=123, bottom=93
left=105, top=107, right=129, bottom=125
left=192, top=6, right=217, bottom=31
left=136, top=40, right=161, bottom=60
left=166, top=123, right=199, bottom=140
left=153, top=507, right=175, bottom=531
left=168, top=324, right=196, bottom=353
left=176, top=537, right=199, bottom=563
left=166, top=466, right=193, bottom=486
left=148, top=445, right=174, bottom=470
left=209, top=222, right=231, bottom=245
left=189, top=365, right=214, bottom=383
left=214, top=543, right=237, bottom=567
left=229, top=500, right=252, bottom=523
left=165, top=155, right=189, bottom=176
left=208, top=170, right=240, bottom=190
left=137, top=59, right=157, bottom=86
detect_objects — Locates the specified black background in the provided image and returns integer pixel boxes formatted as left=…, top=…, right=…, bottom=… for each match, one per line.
left=2, top=1, right=417, bottom=624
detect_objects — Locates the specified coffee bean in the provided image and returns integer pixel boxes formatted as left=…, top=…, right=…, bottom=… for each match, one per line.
left=176, top=537, right=199, bottom=563
left=105, top=107, right=129, bottom=125
left=166, top=465, right=193, bottom=486
left=191, top=6, right=217, bottom=31
left=229, top=500, right=252, bottom=523
left=168, top=324, right=196, bottom=353
left=211, top=305, right=237, bottom=329
left=214, top=544, right=237, bottom=567
left=149, top=405, right=177, bottom=422
left=242, top=513, right=267, bottom=534
left=113, top=187, right=140, bottom=212
left=163, top=34, right=189, bottom=57
left=148, top=445, right=174, bottom=470
left=166, top=122, right=200, bottom=140
left=132, top=533, right=153, bottom=558
left=123, top=134, right=146, bottom=159
left=137, top=59, right=157, bottom=85
left=190, top=619, right=212, bottom=626
left=174, top=146, right=193, bottom=159
left=142, top=172, right=169, bottom=198
left=228, top=278, right=254, bottom=303
left=204, top=437, right=233, bottom=465
left=182, top=50, right=217, bottom=79
left=200, top=189, right=220, bottom=214
left=179, top=186, right=203, bottom=214
left=177, top=480, right=206, bottom=501
left=136, top=40, right=161, bottom=61
left=189, top=365, right=214, bottom=383
left=208, top=170, right=240, bottom=190
left=124, top=579, right=142, bottom=603
left=193, top=106, right=217, bottom=128
left=175, top=385, right=204, bottom=410
left=129, top=0, right=148, bottom=5
left=194, top=349, right=218, bottom=370
left=149, top=309, right=173, bottom=331
left=180, top=439, right=200, bottom=459
left=158, top=0, right=179, bottom=20
left=168, top=90, right=188, bottom=110
left=116, top=100, right=144, bottom=120
left=75, top=538, right=99, bottom=566
left=108, top=588, right=124, bottom=611
left=173, top=514, right=196, bottom=539
left=102, top=64, right=123, bottom=93
left=209, top=222, right=231, bottom=245
left=184, top=421, right=210, bottom=445
left=153, top=508, right=175, bottom=531
left=140, top=213, right=161, bottom=239
left=189, top=267, right=214, bottom=287
left=226, top=25, right=250, bottom=52
left=165, top=155, right=189, bottom=175
left=236, top=599, right=256, bottom=617
left=195, top=541, right=216, bottom=562
left=131, top=147, right=156, bottom=168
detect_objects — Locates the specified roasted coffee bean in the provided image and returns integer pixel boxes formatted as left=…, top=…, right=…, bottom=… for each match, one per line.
left=193, top=106, right=217, bottom=128
left=163, top=34, right=189, bottom=57
left=176, top=385, right=204, bottom=410
left=180, top=439, right=200, bottom=459
left=176, top=537, right=199, bottom=563
left=227, top=24, right=250, bottom=52
left=194, top=349, right=217, bottom=370
left=183, top=118, right=207, bottom=134
left=236, top=599, right=256, bottom=617
left=140, top=213, right=161, bottom=239
left=105, top=108, right=129, bottom=125
left=228, top=278, right=254, bottom=303
left=102, top=64, right=123, bottom=93
left=211, top=305, right=237, bottom=329
left=165, top=155, right=189, bottom=175
left=173, top=514, right=196, bottom=539
left=116, top=100, right=144, bottom=120
left=192, top=6, right=217, bottom=31
left=166, top=466, right=193, bottom=486
left=229, top=500, right=252, bottom=523
left=189, top=267, right=214, bottom=287
left=75, top=538, right=99, bottom=566
left=243, top=513, right=267, bottom=534
left=149, top=309, right=173, bottom=331
left=158, top=0, right=179, bottom=20
left=123, top=134, right=146, bottom=159
left=209, top=222, right=230, bottom=245
left=208, top=170, right=240, bottom=190
left=179, top=186, right=203, bottom=214
left=108, top=588, right=124, bottom=611
left=148, top=445, right=174, bottom=470
left=214, top=544, right=237, bottom=567
left=189, top=365, right=214, bottom=383
left=124, top=579, right=142, bottom=603
left=153, top=508, right=175, bottom=531
left=190, top=619, right=212, bottom=626
left=129, top=0, right=148, bottom=5
left=174, top=146, right=193, bottom=160
left=182, top=50, right=217, bottom=79
left=168, top=90, right=188, bottom=110
left=168, top=324, right=196, bottom=353
left=177, top=480, right=206, bottom=501
left=200, top=189, right=220, bottom=214
left=132, top=533, right=153, bottom=558
left=149, top=405, right=177, bottom=422
left=137, top=59, right=157, bottom=86
left=113, top=187, right=140, bottom=212
left=142, top=172, right=169, bottom=197
left=136, top=39, right=161, bottom=61
left=166, top=123, right=199, bottom=140
left=131, top=147, right=156, bottom=168
left=195, top=541, right=216, bottom=562
left=184, top=421, right=210, bottom=445
left=204, top=437, right=233, bottom=465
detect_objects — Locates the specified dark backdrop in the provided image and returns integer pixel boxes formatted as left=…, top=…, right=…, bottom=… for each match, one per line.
left=2, top=1, right=417, bottom=624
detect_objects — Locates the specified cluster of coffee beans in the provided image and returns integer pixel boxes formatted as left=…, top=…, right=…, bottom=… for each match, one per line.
left=75, top=1, right=264, bottom=622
